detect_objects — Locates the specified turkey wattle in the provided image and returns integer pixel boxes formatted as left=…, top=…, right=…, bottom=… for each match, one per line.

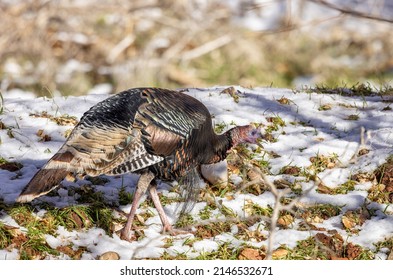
left=17, top=88, right=261, bottom=241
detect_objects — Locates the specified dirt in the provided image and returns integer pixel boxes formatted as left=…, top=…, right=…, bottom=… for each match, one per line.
left=373, top=161, right=393, bottom=203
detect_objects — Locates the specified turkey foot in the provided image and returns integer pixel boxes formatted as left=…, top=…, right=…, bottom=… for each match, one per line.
left=149, top=187, right=191, bottom=236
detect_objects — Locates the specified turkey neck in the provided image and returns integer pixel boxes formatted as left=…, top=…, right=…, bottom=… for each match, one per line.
left=204, top=129, right=233, bottom=164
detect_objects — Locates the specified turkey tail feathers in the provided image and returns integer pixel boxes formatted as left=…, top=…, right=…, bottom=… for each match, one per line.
left=16, top=168, right=69, bottom=203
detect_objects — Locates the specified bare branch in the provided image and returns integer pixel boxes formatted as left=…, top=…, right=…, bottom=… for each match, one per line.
left=107, top=34, right=135, bottom=63
left=181, top=35, right=232, bottom=61
left=308, top=0, right=393, bottom=23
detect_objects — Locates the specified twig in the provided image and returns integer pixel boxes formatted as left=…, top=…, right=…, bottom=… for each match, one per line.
left=265, top=179, right=290, bottom=259
left=253, top=170, right=318, bottom=259
left=107, top=34, right=135, bottom=63
left=181, top=35, right=232, bottom=61
left=308, top=0, right=393, bottom=23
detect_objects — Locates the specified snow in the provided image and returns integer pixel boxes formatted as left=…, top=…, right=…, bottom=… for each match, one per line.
left=229, top=0, right=392, bottom=34
left=193, top=240, right=219, bottom=253
left=0, top=86, right=392, bottom=259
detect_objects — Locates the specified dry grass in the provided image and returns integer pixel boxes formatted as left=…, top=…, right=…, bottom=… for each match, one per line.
left=0, top=0, right=393, bottom=96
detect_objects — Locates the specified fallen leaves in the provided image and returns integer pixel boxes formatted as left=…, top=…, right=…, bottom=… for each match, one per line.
left=369, top=160, right=393, bottom=203
left=341, top=209, right=369, bottom=231
left=300, top=204, right=341, bottom=224
left=309, top=154, right=338, bottom=172
left=236, top=225, right=267, bottom=242
left=366, top=160, right=393, bottom=203
left=30, top=111, right=78, bottom=126
left=56, top=245, right=86, bottom=260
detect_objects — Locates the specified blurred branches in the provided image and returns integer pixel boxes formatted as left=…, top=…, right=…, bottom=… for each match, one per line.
left=308, top=0, right=393, bottom=23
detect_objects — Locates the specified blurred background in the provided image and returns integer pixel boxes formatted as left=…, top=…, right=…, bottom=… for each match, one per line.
left=0, top=0, right=392, bottom=97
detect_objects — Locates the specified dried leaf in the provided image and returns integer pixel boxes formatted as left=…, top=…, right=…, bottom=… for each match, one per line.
left=326, top=161, right=336, bottom=169
left=281, top=166, right=301, bottom=176
left=358, top=148, right=370, bottom=156
left=342, top=215, right=356, bottom=229
left=220, top=87, right=240, bottom=103
left=99, top=251, right=120, bottom=260
left=272, top=248, right=288, bottom=258
left=317, top=183, right=333, bottom=194
left=277, top=97, right=291, bottom=105
left=247, top=169, right=262, bottom=181
left=277, top=214, right=294, bottom=227
left=342, top=209, right=369, bottom=230
left=227, top=164, right=240, bottom=174
left=239, top=248, right=264, bottom=260
left=305, top=215, right=325, bottom=224
left=274, top=179, right=292, bottom=189
left=388, top=250, right=393, bottom=260
left=3, top=224, right=22, bottom=237
left=56, top=245, right=76, bottom=257
left=318, top=104, right=332, bottom=111
left=136, top=214, right=145, bottom=224
left=345, top=243, right=362, bottom=260
left=36, top=129, right=51, bottom=142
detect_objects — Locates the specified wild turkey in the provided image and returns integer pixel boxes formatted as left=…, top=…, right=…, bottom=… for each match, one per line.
left=17, top=88, right=261, bottom=241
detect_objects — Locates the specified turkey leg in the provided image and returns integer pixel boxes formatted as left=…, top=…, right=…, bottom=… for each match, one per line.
left=148, top=184, right=173, bottom=233
left=120, top=171, right=154, bottom=241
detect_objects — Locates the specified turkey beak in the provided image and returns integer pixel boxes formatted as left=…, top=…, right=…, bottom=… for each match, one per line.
left=252, top=125, right=263, bottom=148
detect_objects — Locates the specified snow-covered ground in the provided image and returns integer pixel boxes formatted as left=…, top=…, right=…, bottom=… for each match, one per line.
left=0, top=86, right=392, bottom=260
